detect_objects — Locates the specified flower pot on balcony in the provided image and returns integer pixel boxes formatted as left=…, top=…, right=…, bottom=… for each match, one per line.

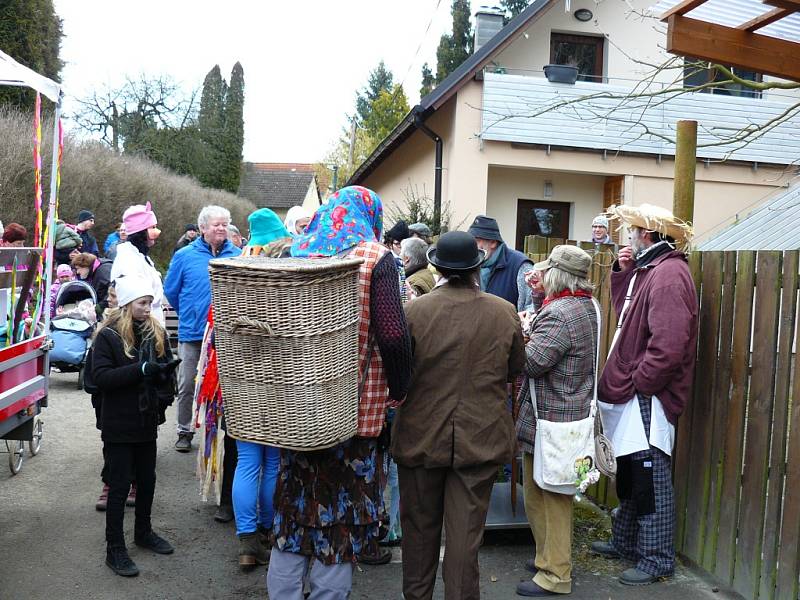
left=544, top=64, right=579, bottom=84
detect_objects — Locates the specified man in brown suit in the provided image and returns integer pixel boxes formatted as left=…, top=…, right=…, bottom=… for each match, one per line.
left=392, top=231, right=526, bottom=600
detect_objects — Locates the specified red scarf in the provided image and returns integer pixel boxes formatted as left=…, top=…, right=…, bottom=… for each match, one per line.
left=541, top=288, right=593, bottom=307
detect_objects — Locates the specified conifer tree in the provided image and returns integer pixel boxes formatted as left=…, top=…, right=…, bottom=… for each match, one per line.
left=221, top=62, right=244, bottom=194
left=0, top=0, right=63, bottom=108
left=434, top=0, right=473, bottom=84
left=356, top=61, right=394, bottom=125
left=420, top=63, right=435, bottom=99
left=501, top=0, right=530, bottom=20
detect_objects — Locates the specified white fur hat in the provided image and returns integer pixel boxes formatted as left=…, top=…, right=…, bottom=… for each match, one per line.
left=114, top=274, right=154, bottom=308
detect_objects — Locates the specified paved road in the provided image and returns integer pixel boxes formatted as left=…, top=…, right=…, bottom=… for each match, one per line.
left=1, top=372, right=741, bottom=599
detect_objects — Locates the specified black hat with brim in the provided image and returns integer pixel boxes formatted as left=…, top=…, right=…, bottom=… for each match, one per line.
left=427, top=231, right=487, bottom=271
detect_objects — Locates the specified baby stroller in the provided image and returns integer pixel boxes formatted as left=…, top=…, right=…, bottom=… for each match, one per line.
left=50, top=280, right=97, bottom=389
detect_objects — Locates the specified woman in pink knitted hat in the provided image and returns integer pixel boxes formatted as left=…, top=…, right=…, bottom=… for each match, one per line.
left=110, top=202, right=165, bottom=325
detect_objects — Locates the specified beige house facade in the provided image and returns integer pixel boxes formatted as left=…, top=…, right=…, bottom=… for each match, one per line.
left=350, top=0, right=799, bottom=248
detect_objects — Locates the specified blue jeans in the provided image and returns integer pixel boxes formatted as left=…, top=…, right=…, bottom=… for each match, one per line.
left=233, top=441, right=280, bottom=536
left=387, top=459, right=401, bottom=537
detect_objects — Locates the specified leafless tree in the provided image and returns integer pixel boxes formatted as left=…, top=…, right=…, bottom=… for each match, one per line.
left=71, top=74, right=197, bottom=152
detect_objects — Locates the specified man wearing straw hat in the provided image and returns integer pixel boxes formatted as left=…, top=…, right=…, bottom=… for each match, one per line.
left=590, top=204, right=698, bottom=586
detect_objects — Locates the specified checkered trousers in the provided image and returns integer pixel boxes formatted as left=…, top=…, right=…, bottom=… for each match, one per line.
left=611, top=393, right=676, bottom=577
left=349, top=241, right=391, bottom=438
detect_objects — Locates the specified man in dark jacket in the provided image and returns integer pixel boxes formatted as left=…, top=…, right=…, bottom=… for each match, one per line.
left=591, top=203, right=698, bottom=586
left=468, top=215, right=534, bottom=312
left=174, top=223, right=200, bottom=252
left=74, top=209, right=99, bottom=256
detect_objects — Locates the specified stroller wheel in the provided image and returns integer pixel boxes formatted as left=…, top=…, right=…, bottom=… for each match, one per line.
left=77, top=366, right=85, bottom=391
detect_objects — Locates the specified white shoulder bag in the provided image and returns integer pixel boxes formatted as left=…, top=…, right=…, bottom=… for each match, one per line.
left=532, top=298, right=604, bottom=495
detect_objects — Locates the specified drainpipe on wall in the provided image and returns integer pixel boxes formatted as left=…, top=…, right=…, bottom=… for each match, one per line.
left=412, top=106, right=443, bottom=235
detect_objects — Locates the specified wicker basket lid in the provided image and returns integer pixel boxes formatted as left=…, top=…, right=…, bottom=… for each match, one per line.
left=209, top=256, right=364, bottom=273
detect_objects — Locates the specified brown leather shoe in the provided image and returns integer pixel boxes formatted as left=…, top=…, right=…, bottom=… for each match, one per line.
left=238, top=532, right=268, bottom=571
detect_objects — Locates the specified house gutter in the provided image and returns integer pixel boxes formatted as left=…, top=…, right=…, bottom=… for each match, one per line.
left=412, top=105, right=443, bottom=235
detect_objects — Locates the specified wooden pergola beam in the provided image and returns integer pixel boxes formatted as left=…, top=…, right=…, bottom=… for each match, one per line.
left=741, top=7, right=790, bottom=31
left=660, top=0, right=708, bottom=20
left=666, top=14, right=800, bottom=82
left=763, top=0, right=800, bottom=11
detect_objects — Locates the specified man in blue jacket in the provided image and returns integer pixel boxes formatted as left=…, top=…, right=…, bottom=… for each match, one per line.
left=164, top=205, right=241, bottom=453
left=467, top=215, right=534, bottom=312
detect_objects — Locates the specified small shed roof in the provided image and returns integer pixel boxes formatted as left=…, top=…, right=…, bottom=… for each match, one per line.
left=699, top=182, right=800, bottom=250
left=238, top=163, right=317, bottom=209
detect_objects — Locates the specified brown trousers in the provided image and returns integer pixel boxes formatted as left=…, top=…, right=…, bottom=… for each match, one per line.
left=397, top=462, right=498, bottom=600
left=522, top=452, right=573, bottom=594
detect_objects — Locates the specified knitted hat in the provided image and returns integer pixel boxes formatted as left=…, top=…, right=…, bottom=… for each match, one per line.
left=56, top=264, right=73, bottom=278
left=533, top=245, right=592, bottom=278
left=247, top=208, right=290, bottom=246
left=77, top=209, right=94, bottom=223
left=467, top=215, right=503, bottom=242
left=2, top=222, right=27, bottom=244
left=185, top=223, right=199, bottom=233
left=122, top=202, right=158, bottom=235
left=114, top=274, right=155, bottom=308
left=592, top=215, right=609, bottom=228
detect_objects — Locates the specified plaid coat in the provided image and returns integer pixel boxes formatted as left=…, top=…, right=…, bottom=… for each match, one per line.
left=515, top=295, right=598, bottom=454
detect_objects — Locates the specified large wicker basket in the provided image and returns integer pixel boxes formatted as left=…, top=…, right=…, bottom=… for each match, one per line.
left=209, top=256, right=364, bottom=450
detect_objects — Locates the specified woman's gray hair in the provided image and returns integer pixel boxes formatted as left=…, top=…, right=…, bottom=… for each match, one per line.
left=401, top=237, right=429, bottom=272
left=227, top=224, right=241, bottom=236
left=543, top=267, right=593, bottom=297
left=198, top=205, right=231, bottom=229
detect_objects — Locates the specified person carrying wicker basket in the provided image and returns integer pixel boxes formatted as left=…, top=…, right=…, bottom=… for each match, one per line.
left=266, top=186, right=413, bottom=599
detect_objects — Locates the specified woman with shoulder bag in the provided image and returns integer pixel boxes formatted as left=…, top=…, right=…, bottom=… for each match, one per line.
left=514, top=245, right=600, bottom=597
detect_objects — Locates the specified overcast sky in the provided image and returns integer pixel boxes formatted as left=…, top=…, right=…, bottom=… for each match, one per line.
left=54, top=0, right=490, bottom=164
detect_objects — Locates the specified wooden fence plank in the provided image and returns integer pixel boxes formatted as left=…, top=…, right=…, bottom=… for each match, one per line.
left=715, top=250, right=756, bottom=585
left=683, top=251, right=724, bottom=563
left=701, top=251, right=737, bottom=572
left=775, top=263, right=800, bottom=599
left=733, top=251, right=782, bottom=600
left=675, top=251, right=704, bottom=550
left=759, top=250, right=799, bottom=600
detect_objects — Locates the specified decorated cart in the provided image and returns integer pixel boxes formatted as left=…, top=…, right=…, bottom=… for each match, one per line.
left=0, top=49, right=63, bottom=474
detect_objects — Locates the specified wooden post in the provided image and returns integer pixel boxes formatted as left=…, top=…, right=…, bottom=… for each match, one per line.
left=673, top=120, right=697, bottom=224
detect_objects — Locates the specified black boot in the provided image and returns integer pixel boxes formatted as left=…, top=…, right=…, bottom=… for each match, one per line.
left=106, top=545, right=139, bottom=577
left=134, top=530, right=174, bottom=555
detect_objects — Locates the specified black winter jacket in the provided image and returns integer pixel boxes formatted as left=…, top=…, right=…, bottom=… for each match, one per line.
left=91, top=324, right=176, bottom=443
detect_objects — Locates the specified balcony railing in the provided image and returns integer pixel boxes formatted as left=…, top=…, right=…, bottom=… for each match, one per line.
left=480, top=72, right=800, bottom=165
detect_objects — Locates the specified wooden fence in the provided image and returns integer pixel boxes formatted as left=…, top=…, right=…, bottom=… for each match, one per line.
left=525, top=236, right=800, bottom=600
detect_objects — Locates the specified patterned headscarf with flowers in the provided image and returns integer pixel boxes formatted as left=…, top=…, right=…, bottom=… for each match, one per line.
left=290, top=186, right=383, bottom=257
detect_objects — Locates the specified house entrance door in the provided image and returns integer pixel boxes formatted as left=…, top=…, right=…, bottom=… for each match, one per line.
left=515, top=200, right=571, bottom=250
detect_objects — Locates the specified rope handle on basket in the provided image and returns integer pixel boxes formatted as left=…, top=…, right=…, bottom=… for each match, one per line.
left=230, top=316, right=274, bottom=336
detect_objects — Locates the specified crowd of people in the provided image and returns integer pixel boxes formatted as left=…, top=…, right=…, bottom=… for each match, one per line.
left=10, top=186, right=698, bottom=598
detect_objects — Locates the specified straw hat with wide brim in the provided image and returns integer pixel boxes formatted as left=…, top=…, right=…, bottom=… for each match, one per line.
left=607, top=203, right=693, bottom=250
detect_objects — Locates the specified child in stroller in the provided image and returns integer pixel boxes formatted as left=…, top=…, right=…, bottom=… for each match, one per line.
left=50, top=279, right=97, bottom=388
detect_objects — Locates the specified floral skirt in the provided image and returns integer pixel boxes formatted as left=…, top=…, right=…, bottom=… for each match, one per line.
left=271, top=436, right=388, bottom=565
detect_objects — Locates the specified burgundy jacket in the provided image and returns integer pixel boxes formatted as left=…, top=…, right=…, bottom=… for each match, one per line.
left=598, top=250, right=698, bottom=424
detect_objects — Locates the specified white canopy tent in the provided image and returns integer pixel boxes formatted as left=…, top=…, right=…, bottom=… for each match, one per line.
left=0, top=48, right=63, bottom=331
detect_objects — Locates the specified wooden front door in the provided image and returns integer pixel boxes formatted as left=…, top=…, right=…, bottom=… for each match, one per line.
left=516, top=200, right=571, bottom=250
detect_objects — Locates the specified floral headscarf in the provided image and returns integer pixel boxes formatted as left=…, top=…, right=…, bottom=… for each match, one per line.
left=291, top=186, right=383, bottom=257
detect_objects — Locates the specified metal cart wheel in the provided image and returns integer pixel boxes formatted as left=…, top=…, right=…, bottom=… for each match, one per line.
left=29, top=417, right=43, bottom=456
left=8, top=439, right=24, bottom=475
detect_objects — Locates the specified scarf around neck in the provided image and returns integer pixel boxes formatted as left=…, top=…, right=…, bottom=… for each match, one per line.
left=541, top=288, right=593, bottom=307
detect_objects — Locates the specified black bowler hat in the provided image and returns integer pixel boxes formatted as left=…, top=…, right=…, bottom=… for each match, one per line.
left=427, top=231, right=486, bottom=271
left=467, top=215, right=503, bottom=242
